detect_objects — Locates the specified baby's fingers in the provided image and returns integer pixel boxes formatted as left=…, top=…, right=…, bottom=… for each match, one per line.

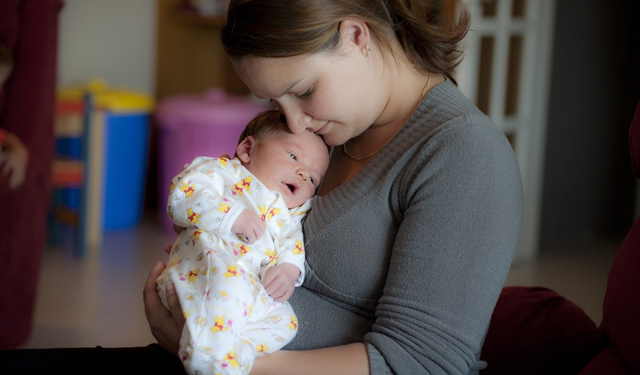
left=270, top=282, right=293, bottom=302
left=245, top=224, right=265, bottom=244
left=275, top=287, right=294, bottom=302
left=244, top=229, right=257, bottom=244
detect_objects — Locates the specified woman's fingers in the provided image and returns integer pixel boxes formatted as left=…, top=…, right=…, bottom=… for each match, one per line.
left=173, top=224, right=185, bottom=234
left=164, top=243, right=173, bottom=255
left=165, top=282, right=185, bottom=333
left=143, top=261, right=167, bottom=315
left=143, top=261, right=182, bottom=356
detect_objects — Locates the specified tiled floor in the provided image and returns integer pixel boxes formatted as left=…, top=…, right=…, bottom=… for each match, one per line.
left=20, top=217, right=621, bottom=349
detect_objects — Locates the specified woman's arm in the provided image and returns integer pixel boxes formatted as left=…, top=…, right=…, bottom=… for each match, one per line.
left=144, top=262, right=371, bottom=374
left=143, top=261, right=185, bottom=356
left=251, top=343, right=369, bottom=375
left=361, top=122, right=524, bottom=373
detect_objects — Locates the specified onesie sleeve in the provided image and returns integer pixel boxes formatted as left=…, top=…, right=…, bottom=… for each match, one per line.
left=274, top=199, right=311, bottom=286
left=167, top=156, right=246, bottom=234
left=365, top=120, right=524, bottom=374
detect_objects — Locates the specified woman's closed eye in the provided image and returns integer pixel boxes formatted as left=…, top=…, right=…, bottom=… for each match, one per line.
left=295, top=87, right=312, bottom=100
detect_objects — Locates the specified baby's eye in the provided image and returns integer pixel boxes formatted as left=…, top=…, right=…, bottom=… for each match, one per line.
left=309, top=177, right=315, bottom=184
left=289, top=152, right=297, bottom=161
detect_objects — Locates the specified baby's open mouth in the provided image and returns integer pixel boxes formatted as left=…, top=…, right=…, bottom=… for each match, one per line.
left=286, top=184, right=295, bottom=193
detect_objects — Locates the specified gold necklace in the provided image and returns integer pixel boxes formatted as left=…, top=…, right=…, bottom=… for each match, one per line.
left=343, top=72, right=431, bottom=161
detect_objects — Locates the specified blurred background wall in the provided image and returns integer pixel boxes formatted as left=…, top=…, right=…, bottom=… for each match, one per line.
left=540, top=0, right=640, bottom=252
left=54, top=0, right=640, bottom=256
left=57, top=0, right=156, bottom=95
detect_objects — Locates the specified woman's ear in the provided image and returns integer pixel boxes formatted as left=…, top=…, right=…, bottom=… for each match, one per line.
left=338, top=19, right=371, bottom=55
left=236, top=136, right=256, bottom=163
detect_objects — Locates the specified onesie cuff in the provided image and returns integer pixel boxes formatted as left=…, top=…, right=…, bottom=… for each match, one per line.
left=219, top=201, right=246, bottom=234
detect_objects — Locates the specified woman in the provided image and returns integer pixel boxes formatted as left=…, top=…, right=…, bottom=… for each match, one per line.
left=145, top=1, right=524, bottom=374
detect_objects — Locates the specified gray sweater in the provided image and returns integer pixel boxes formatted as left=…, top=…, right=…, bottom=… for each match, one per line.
left=285, top=79, right=524, bottom=375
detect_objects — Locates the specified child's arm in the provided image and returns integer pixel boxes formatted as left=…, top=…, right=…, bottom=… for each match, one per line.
left=0, top=129, right=29, bottom=190
left=168, top=157, right=264, bottom=241
left=262, top=202, right=310, bottom=302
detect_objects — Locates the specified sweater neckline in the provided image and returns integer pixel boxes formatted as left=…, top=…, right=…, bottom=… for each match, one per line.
left=315, top=78, right=453, bottom=204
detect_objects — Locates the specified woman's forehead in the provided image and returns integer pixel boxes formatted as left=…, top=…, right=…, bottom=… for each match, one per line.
left=233, top=55, right=321, bottom=97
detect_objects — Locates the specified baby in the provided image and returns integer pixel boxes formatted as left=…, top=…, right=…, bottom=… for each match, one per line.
left=157, top=110, right=329, bottom=375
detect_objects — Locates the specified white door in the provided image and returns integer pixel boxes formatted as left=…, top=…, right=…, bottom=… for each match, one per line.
left=455, top=0, right=557, bottom=264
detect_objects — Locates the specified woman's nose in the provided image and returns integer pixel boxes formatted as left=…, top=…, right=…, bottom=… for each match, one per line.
left=281, top=105, right=312, bottom=134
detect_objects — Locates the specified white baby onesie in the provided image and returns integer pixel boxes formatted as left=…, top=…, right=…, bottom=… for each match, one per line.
left=157, top=156, right=308, bottom=375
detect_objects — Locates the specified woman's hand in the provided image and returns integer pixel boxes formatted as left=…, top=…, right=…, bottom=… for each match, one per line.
left=173, top=224, right=185, bottom=235
left=143, top=261, right=185, bottom=356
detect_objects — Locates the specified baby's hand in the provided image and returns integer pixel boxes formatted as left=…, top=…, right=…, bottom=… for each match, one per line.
left=262, top=263, right=300, bottom=302
left=0, top=131, right=29, bottom=190
left=231, top=209, right=265, bottom=244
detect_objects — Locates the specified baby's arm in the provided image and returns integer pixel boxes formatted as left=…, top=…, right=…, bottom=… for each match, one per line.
left=169, top=156, right=266, bottom=243
left=169, top=157, right=244, bottom=233
left=262, top=203, right=309, bottom=302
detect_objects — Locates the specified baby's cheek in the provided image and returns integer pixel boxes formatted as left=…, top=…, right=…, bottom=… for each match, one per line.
left=304, top=186, right=316, bottom=200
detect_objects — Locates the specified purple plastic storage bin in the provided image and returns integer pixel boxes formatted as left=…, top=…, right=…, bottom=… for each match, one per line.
left=156, top=88, right=269, bottom=233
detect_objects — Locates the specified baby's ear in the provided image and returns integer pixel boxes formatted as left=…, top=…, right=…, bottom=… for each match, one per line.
left=236, top=136, right=256, bottom=163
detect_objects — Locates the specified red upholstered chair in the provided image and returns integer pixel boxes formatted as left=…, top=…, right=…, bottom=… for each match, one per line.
left=0, top=0, right=63, bottom=349
left=481, top=287, right=604, bottom=375
left=481, top=101, right=640, bottom=375
left=578, top=101, right=640, bottom=375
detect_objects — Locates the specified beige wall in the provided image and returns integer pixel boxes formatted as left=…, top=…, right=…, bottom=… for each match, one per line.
left=57, top=0, right=157, bottom=95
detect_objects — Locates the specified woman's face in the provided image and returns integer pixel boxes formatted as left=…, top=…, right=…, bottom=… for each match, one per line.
left=232, top=48, right=388, bottom=147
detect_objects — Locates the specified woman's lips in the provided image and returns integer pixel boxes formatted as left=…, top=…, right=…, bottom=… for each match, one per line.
left=314, top=121, right=329, bottom=135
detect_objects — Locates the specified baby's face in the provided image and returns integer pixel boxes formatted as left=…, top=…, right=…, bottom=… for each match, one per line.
left=243, top=130, right=329, bottom=208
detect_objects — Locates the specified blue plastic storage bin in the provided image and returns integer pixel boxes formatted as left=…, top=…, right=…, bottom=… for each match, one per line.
left=102, top=112, right=151, bottom=229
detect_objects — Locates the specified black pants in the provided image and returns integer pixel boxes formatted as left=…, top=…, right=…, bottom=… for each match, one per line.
left=0, top=344, right=186, bottom=375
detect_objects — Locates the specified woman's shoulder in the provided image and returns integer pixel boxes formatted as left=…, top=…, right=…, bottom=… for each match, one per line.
left=390, top=81, right=519, bottom=185
left=400, top=80, right=506, bottom=154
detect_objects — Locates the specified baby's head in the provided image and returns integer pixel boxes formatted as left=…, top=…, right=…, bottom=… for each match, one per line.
left=235, top=110, right=330, bottom=208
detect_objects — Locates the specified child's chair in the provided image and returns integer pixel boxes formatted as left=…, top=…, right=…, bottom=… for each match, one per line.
left=49, top=92, right=106, bottom=256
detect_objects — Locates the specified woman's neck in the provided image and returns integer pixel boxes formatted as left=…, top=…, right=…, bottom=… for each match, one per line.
left=319, top=52, right=444, bottom=196
left=346, top=64, right=441, bottom=158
